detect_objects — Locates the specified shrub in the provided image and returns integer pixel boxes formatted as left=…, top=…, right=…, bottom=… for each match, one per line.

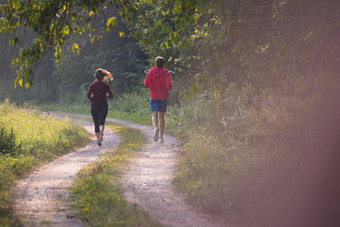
left=0, top=122, right=19, bottom=156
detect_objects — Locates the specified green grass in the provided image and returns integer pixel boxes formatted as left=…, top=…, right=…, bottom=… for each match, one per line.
left=0, top=100, right=90, bottom=225
left=39, top=91, right=151, bottom=125
left=71, top=124, right=161, bottom=226
left=40, top=102, right=151, bottom=125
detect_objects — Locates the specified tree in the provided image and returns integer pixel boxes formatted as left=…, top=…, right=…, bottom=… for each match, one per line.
left=0, top=0, right=200, bottom=87
left=0, top=0, right=129, bottom=87
left=1, top=0, right=338, bottom=92
left=0, top=1, right=149, bottom=103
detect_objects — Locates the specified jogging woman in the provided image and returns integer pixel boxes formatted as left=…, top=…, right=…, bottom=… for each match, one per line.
left=86, top=68, right=114, bottom=146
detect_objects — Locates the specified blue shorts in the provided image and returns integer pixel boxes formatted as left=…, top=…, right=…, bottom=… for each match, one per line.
left=150, top=99, right=167, bottom=113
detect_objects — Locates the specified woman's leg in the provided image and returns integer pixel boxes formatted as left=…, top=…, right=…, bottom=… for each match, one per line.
left=91, top=104, right=101, bottom=142
left=98, top=103, right=108, bottom=142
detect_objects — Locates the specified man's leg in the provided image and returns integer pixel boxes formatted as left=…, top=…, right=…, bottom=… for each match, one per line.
left=152, top=111, right=159, bottom=142
left=158, top=112, right=165, bottom=139
left=152, top=111, right=158, bottom=129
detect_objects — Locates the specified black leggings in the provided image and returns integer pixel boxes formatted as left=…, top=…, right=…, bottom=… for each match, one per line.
left=91, top=102, right=108, bottom=133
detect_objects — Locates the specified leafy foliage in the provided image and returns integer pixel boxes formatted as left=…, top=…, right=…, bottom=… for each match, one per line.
left=0, top=0, right=132, bottom=86
left=1, top=0, right=339, bottom=92
left=0, top=5, right=147, bottom=104
left=121, top=0, right=339, bottom=93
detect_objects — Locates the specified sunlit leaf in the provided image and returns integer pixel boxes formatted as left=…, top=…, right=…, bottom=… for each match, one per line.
left=119, top=31, right=125, bottom=37
left=88, top=11, right=95, bottom=17
left=72, top=43, right=80, bottom=54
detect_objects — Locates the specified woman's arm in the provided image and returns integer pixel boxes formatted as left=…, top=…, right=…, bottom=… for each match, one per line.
left=86, top=84, right=93, bottom=99
left=106, top=85, right=114, bottom=99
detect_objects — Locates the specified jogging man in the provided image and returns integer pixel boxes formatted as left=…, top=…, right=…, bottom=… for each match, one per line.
left=144, top=56, right=173, bottom=143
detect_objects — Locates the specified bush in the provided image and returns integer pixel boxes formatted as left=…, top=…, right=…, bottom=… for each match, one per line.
left=111, top=90, right=149, bottom=115
left=0, top=122, right=19, bottom=156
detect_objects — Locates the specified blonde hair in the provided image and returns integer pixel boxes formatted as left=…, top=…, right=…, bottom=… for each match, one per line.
left=94, top=68, right=113, bottom=81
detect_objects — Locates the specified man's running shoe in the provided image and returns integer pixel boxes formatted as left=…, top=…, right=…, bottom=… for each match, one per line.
left=159, top=138, right=164, bottom=144
left=153, top=128, right=159, bottom=142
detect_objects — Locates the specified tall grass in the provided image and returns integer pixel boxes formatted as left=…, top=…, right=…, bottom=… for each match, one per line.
left=167, top=78, right=329, bottom=224
left=0, top=100, right=90, bottom=225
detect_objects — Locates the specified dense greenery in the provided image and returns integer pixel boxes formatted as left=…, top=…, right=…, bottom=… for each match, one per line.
left=1, top=0, right=339, bottom=226
left=1, top=1, right=338, bottom=91
left=72, top=124, right=160, bottom=226
left=0, top=0, right=128, bottom=86
left=0, top=101, right=89, bottom=225
left=0, top=1, right=147, bottom=104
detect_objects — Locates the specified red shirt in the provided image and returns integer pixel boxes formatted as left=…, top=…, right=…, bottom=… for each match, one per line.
left=144, top=67, right=173, bottom=99
left=86, top=81, right=114, bottom=104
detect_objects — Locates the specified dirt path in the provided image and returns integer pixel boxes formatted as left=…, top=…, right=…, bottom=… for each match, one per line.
left=103, top=117, right=227, bottom=227
left=12, top=117, right=120, bottom=226
left=12, top=113, right=226, bottom=226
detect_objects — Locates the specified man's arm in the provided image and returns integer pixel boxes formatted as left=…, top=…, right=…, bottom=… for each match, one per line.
left=166, top=72, right=173, bottom=90
left=144, top=72, right=150, bottom=88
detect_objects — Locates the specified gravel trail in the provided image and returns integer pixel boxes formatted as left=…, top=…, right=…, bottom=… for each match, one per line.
left=12, top=113, right=227, bottom=226
left=102, top=116, right=226, bottom=227
left=12, top=117, right=120, bottom=226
